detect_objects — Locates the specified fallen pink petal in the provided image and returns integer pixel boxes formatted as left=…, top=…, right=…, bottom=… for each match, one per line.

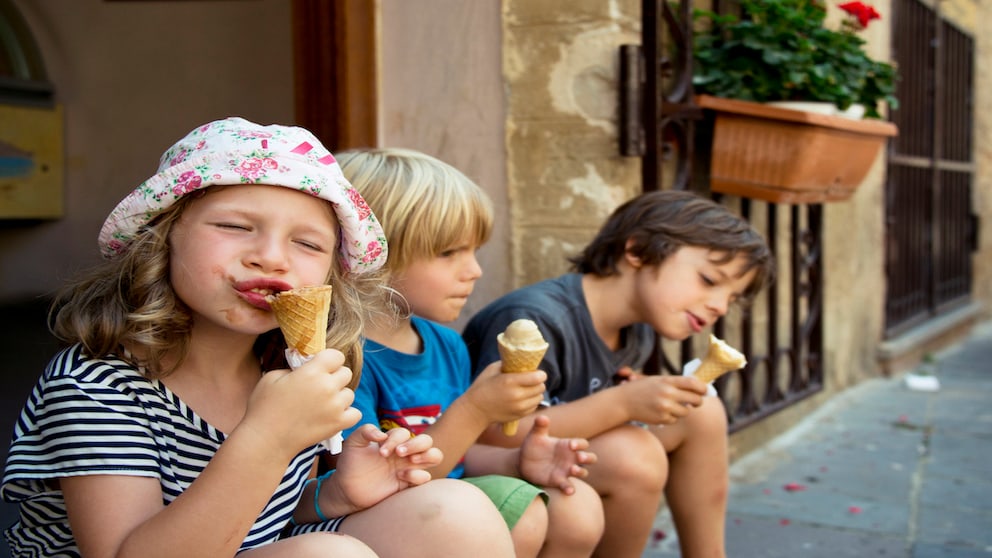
left=783, top=482, right=807, bottom=492
left=780, top=519, right=791, bottom=526
left=849, top=506, right=863, bottom=514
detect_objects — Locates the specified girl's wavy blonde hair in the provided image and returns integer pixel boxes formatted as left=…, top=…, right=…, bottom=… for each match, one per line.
left=336, top=148, right=494, bottom=277
left=51, top=189, right=388, bottom=378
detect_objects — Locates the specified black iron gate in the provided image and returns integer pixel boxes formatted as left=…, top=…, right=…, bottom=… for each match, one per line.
left=620, top=0, right=823, bottom=432
left=885, top=0, right=977, bottom=337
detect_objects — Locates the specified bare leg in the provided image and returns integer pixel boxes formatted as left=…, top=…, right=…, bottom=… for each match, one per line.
left=512, top=497, right=550, bottom=558
left=584, top=424, right=667, bottom=558
left=243, top=532, right=377, bottom=558
left=340, top=478, right=516, bottom=558
left=539, top=478, right=604, bottom=558
left=653, top=396, right=729, bottom=558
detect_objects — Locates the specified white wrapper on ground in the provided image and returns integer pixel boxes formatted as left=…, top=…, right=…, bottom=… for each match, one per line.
left=286, top=348, right=343, bottom=454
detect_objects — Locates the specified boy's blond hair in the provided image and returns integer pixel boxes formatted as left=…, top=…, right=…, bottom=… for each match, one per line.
left=337, top=148, right=494, bottom=275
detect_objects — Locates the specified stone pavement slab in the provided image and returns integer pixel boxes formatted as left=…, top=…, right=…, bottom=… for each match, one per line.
left=644, top=320, right=992, bottom=557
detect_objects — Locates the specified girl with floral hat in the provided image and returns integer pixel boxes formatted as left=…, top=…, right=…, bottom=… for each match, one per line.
left=1, top=118, right=515, bottom=558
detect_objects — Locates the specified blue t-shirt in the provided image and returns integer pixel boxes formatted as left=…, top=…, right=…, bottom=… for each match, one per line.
left=347, top=316, right=469, bottom=478
left=1, top=344, right=318, bottom=558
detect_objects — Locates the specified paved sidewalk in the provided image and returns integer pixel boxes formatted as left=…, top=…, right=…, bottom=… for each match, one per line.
left=645, top=320, right=992, bottom=558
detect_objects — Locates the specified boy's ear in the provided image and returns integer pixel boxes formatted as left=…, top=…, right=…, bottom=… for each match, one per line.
left=624, top=238, right=643, bottom=268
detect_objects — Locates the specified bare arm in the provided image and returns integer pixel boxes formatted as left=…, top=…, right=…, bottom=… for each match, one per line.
left=478, top=375, right=708, bottom=446
left=63, top=424, right=306, bottom=558
left=63, top=350, right=359, bottom=558
left=423, top=361, right=546, bottom=478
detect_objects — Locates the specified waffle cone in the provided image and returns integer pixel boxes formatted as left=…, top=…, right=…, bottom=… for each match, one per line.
left=497, top=335, right=548, bottom=436
left=693, top=334, right=746, bottom=383
left=497, top=340, right=548, bottom=374
left=269, top=285, right=333, bottom=357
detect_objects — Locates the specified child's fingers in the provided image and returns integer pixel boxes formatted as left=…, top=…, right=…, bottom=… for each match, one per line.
left=398, top=468, right=433, bottom=486
left=475, top=361, right=503, bottom=381
left=570, top=447, right=596, bottom=466
left=395, top=433, right=437, bottom=458
left=402, top=446, right=443, bottom=468
left=345, top=423, right=387, bottom=450
left=667, top=374, right=709, bottom=396
left=570, top=462, right=591, bottom=478
left=510, top=370, right=548, bottom=387
left=566, top=437, right=590, bottom=451
left=376, top=427, right=417, bottom=456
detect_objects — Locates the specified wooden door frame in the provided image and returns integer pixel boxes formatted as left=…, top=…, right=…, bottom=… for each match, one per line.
left=291, top=0, right=378, bottom=150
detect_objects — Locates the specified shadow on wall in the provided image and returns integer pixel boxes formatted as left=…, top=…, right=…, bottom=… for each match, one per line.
left=0, top=297, right=61, bottom=558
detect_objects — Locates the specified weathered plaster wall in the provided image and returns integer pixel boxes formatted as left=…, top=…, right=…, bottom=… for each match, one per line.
left=502, top=0, right=641, bottom=286
left=378, top=0, right=507, bottom=331
left=499, top=0, right=991, bottom=458
left=962, top=0, right=992, bottom=319
left=1, top=0, right=293, bottom=303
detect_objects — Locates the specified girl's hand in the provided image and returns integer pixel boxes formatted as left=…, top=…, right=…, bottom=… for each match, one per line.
left=462, top=361, right=547, bottom=423
left=323, top=425, right=443, bottom=515
left=240, top=350, right=360, bottom=459
left=619, top=375, right=707, bottom=425
left=518, top=415, right=596, bottom=495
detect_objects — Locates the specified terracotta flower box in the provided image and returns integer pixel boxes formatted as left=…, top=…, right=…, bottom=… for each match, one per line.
left=696, top=95, right=899, bottom=204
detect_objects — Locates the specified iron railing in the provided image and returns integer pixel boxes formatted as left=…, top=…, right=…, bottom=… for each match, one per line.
left=620, top=0, right=823, bottom=431
left=885, top=0, right=976, bottom=336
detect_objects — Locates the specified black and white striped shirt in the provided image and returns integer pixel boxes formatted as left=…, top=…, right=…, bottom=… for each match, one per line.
left=2, top=344, right=318, bottom=557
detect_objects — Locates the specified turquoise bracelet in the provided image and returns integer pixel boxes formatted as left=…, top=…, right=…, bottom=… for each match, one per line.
left=313, top=469, right=335, bottom=522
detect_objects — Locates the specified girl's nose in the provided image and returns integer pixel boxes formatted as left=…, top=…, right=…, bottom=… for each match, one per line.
left=247, top=236, right=290, bottom=273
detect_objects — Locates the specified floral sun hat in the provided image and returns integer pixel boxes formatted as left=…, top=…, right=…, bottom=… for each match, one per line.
left=98, top=117, right=387, bottom=273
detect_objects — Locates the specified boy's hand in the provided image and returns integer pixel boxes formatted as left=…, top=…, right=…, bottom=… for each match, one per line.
left=323, top=425, right=443, bottom=515
left=518, top=415, right=596, bottom=495
left=463, top=361, right=547, bottom=423
left=619, top=375, right=707, bottom=425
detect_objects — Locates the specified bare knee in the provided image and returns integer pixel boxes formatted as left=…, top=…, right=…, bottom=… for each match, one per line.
left=246, top=532, right=376, bottom=558
left=512, top=497, right=549, bottom=558
left=589, top=425, right=668, bottom=495
left=692, top=396, right=729, bottom=435
left=543, top=480, right=605, bottom=556
left=346, top=478, right=515, bottom=557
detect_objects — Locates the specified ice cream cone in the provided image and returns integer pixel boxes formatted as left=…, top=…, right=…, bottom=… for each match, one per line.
left=268, top=285, right=333, bottom=357
left=497, top=319, right=549, bottom=436
left=693, top=334, right=747, bottom=383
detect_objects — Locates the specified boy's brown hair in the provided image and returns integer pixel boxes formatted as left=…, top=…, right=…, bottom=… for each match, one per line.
left=569, top=190, right=775, bottom=304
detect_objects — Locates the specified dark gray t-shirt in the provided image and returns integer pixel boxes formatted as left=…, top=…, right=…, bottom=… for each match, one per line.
left=462, top=273, right=656, bottom=405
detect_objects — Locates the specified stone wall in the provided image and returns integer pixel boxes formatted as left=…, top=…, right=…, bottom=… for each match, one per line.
left=963, top=0, right=992, bottom=318
left=502, top=0, right=641, bottom=286
left=500, top=0, right=990, bottom=458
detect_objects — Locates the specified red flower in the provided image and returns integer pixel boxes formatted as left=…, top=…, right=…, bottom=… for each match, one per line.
left=839, top=1, right=881, bottom=28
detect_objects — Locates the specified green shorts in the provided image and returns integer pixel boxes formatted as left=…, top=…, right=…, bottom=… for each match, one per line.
left=462, top=475, right=548, bottom=530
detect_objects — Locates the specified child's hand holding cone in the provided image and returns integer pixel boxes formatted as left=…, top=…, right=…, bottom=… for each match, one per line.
left=496, top=319, right=549, bottom=436
left=266, top=284, right=360, bottom=391
left=267, top=284, right=355, bottom=454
